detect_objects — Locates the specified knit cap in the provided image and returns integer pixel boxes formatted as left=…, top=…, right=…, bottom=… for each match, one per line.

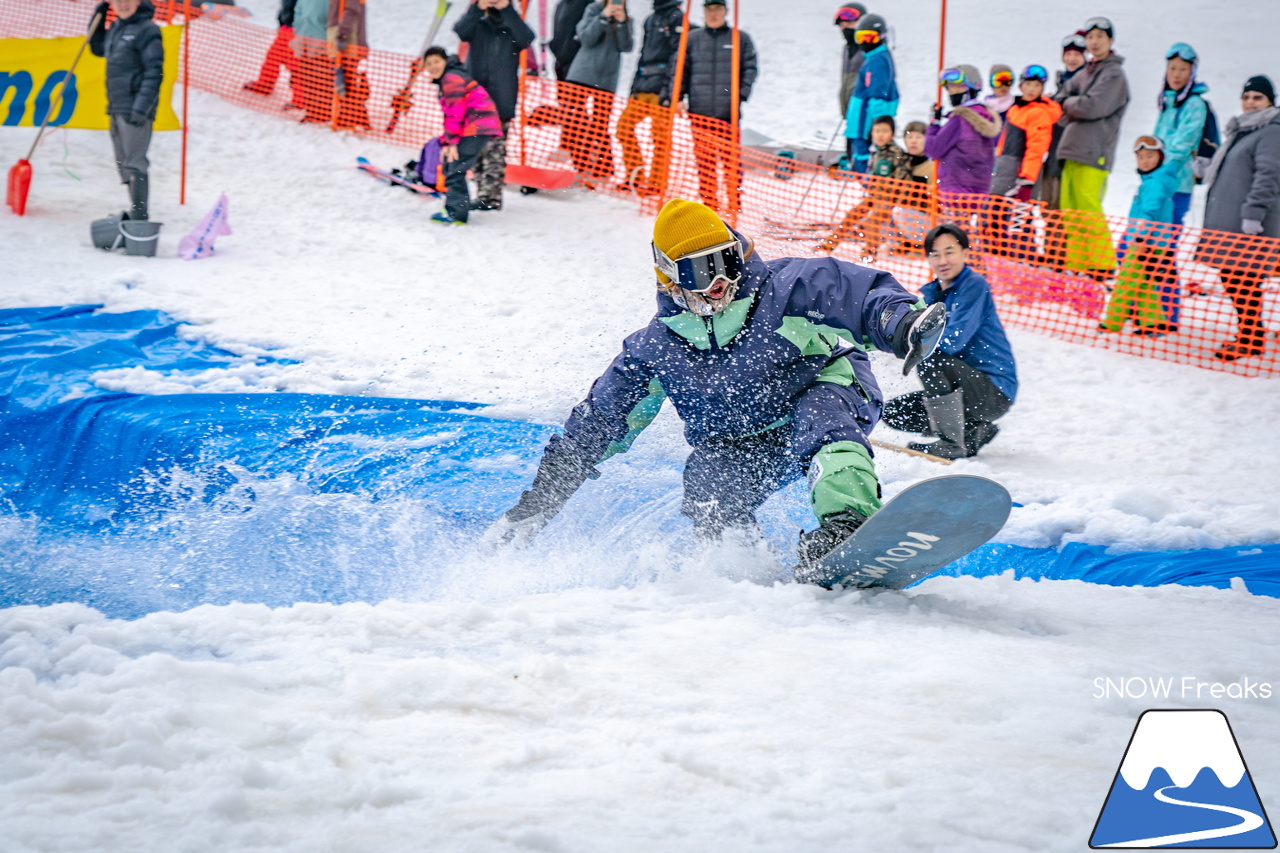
left=653, top=199, right=732, bottom=283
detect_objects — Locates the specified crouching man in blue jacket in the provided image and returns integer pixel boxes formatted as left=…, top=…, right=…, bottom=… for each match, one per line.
left=486, top=198, right=946, bottom=571
left=882, top=224, right=1018, bottom=459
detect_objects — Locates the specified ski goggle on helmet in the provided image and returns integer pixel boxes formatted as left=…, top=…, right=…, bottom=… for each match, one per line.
left=1166, top=42, right=1197, bottom=63
left=853, top=28, right=881, bottom=44
left=1133, top=135, right=1165, bottom=153
left=1062, top=33, right=1087, bottom=51
left=1021, top=64, right=1049, bottom=83
left=652, top=239, right=746, bottom=316
left=938, top=67, right=966, bottom=86
left=990, top=69, right=1014, bottom=88
left=833, top=7, right=861, bottom=24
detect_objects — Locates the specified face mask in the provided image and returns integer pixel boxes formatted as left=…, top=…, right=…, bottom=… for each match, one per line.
left=842, top=28, right=860, bottom=47
left=949, top=91, right=966, bottom=107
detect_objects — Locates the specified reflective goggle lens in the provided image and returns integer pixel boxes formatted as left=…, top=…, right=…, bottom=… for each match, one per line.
left=1021, top=64, right=1049, bottom=82
left=1062, top=33, right=1086, bottom=50
left=1165, top=42, right=1196, bottom=63
left=938, top=68, right=964, bottom=85
left=653, top=241, right=745, bottom=293
left=834, top=8, right=860, bottom=23
left=990, top=70, right=1014, bottom=88
left=1133, top=136, right=1164, bottom=153
left=853, top=29, right=880, bottom=44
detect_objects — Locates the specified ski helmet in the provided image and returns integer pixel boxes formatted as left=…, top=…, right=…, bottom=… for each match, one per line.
left=852, top=13, right=886, bottom=45
left=988, top=64, right=1014, bottom=90
left=833, top=2, right=866, bottom=25
left=1082, top=15, right=1114, bottom=39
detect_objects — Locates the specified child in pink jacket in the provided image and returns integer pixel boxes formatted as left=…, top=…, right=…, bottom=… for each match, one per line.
left=423, top=47, right=504, bottom=224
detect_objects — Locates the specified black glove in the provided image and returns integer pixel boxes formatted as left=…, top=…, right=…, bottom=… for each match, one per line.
left=92, top=1, right=109, bottom=22
left=125, top=110, right=149, bottom=126
left=931, top=103, right=944, bottom=123
left=892, top=303, right=947, bottom=376
left=484, top=434, right=599, bottom=548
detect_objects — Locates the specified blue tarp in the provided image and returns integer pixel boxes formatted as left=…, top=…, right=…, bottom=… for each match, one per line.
left=0, top=304, right=1276, bottom=618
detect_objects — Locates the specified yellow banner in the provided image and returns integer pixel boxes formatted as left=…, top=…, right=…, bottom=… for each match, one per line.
left=0, top=25, right=182, bottom=130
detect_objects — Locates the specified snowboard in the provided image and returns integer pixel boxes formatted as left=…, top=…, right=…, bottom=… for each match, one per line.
left=796, top=475, right=1012, bottom=590
left=356, top=156, right=442, bottom=196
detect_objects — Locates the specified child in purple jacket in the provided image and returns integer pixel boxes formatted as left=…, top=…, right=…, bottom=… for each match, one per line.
left=423, top=47, right=505, bottom=225
left=926, top=64, right=1003, bottom=196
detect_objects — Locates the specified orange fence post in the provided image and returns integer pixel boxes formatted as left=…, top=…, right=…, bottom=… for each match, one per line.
left=661, top=1, right=692, bottom=206
left=180, top=0, right=190, bottom=204
left=728, top=0, right=741, bottom=225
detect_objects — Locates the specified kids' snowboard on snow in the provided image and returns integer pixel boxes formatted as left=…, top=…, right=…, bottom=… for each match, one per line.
left=796, top=475, right=1011, bottom=590
left=356, top=157, right=442, bottom=196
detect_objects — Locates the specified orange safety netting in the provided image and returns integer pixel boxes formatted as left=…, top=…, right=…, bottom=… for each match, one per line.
left=5, top=1, right=1277, bottom=377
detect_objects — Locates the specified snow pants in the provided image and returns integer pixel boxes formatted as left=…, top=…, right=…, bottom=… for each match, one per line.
left=882, top=353, right=1011, bottom=433
left=109, top=114, right=152, bottom=184
left=681, top=380, right=881, bottom=537
left=443, top=136, right=490, bottom=222
left=473, top=120, right=510, bottom=206
left=1059, top=159, right=1117, bottom=274
left=1100, top=242, right=1178, bottom=333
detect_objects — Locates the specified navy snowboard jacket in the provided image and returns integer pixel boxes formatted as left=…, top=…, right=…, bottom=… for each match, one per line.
left=549, top=246, right=924, bottom=471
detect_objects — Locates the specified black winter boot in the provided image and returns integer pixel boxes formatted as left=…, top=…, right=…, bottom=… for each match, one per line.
left=796, top=508, right=869, bottom=577
left=128, top=174, right=149, bottom=221
left=965, top=421, right=1000, bottom=456
left=908, top=390, right=968, bottom=460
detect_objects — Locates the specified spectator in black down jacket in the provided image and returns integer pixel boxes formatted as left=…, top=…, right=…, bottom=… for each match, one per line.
left=89, top=0, right=164, bottom=222
left=677, top=0, right=757, bottom=214
left=454, top=0, right=535, bottom=210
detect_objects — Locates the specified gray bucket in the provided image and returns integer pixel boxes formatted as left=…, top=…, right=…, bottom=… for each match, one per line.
left=91, top=214, right=125, bottom=251
left=120, top=219, right=162, bottom=257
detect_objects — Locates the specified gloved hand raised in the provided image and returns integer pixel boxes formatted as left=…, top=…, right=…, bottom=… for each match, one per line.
left=1242, top=219, right=1264, bottom=236
left=892, top=302, right=947, bottom=376
left=483, top=434, right=599, bottom=549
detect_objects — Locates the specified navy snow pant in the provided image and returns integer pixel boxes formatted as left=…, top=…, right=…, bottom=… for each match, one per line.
left=681, top=380, right=879, bottom=537
left=443, top=135, right=491, bottom=222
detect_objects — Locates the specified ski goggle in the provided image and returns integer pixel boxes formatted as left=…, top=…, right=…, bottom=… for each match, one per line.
left=1021, top=64, right=1049, bottom=83
left=1165, top=42, right=1197, bottom=63
left=938, top=68, right=966, bottom=86
left=853, top=28, right=881, bottom=45
left=990, top=69, right=1014, bottom=88
left=653, top=239, right=745, bottom=294
left=1133, top=135, right=1165, bottom=153
left=833, top=7, right=860, bottom=24
left=1083, top=16, right=1113, bottom=36
left=1062, top=33, right=1086, bottom=50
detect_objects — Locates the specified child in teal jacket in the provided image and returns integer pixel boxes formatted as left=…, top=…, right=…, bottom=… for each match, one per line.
left=1099, top=135, right=1182, bottom=335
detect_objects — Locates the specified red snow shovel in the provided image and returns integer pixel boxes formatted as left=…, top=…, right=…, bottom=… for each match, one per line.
left=6, top=10, right=103, bottom=216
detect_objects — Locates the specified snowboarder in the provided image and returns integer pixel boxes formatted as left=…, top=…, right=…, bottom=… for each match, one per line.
left=882, top=224, right=1017, bottom=460
left=89, top=0, right=164, bottom=222
left=842, top=12, right=898, bottom=174
left=484, top=198, right=947, bottom=571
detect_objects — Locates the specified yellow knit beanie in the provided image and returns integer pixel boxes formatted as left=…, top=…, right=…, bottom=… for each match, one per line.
left=652, top=198, right=731, bottom=284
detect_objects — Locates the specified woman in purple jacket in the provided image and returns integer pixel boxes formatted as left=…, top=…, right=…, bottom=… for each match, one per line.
left=926, top=64, right=1003, bottom=197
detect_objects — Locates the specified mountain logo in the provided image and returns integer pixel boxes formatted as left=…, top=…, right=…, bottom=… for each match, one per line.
left=1090, top=709, right=1277, bottom=848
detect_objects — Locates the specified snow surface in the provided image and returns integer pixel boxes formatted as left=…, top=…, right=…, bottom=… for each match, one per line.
left=2, top=0, right=1279, bottom=850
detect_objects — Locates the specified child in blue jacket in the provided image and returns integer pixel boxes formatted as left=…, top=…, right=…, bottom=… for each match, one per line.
left=1099, top=135, right=1182, bottom=335
left=843, top=13, right=899, bottom=173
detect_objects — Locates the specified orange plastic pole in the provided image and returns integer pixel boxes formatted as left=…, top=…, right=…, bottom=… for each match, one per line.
left=518, top=0, right=530, bottom=168
left=661, top=1, right=692, bottom=205
left=728, top=0, right=740, bottom=222
left=180, top=0, right=190, bottom=204
left=929, top=0, right=947, bottom=230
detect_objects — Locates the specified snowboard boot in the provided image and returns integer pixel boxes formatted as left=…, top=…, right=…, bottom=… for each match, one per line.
left=908, top=389, right=968, bottom=460
left=965, top=421, right=1000, bottom=456
left=128, top=173, right=149, bottom=222
left=796, top=508, right=870, bottom=577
